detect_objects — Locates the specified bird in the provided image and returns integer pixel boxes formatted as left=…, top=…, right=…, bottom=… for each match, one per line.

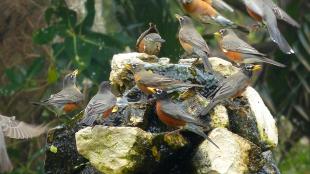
left=200, top=64, right=261, bottom=116
left=125, top=63, right=204, bottom=95
left=154, top=90, right=219, bottom=148
left=0, top=114, right=48, bottom=173
left=242, top=0, right=297, bottom=54
left=136, top=23, right=165, bottom=56
left=179, top=0, right=248, bottom=32
left=214, top=29, right=286, bottom=67
left=80, top=81, right=117, bottom=126
left=33, top=70, right=84, bottom=116
left=175, top=14, right=212, bottom=71
left=202, top=0, right=234, bottom=12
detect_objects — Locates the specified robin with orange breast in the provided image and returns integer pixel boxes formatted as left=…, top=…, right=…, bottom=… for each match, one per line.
left=175, top=14, right=213, bottom=71
left=125, top=63, right=204, bottom=95
left=179, top=0, right=248, bottom=32
left=80, top=81, right=117, bottom=126
left=242, top=0, right=299, bottom=54
left=214, top=29, right=286, bottom=67
left=154, top=90, right=219, bottom=148
left=33, top=70, right=84, bottom=116
left=0, top=114, right=48, bottom=173
left=200, top=64, right=261, bottom=116
left=136, top=23, right=165, bottom=56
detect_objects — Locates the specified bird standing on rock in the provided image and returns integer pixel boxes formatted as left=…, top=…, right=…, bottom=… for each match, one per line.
left=214, top=29, right=286, bottom=67
left=175, top=14, right=213, bottom=71
left=179, top=0, right=248, bottom=32
left=200, top=64, right=261, bottom=116
left=154, top=90, right=219, bottom=148
left=33, top=70, right=84, bottom=116
left=136, top=23, right=165, bottom=56
left=80, top=81, right=117, bottom=126
left=0, top=114, right=48, bottom=173
left=242, top=0, right=298, bottom=54
left=125, top=63, right=204, bottom=95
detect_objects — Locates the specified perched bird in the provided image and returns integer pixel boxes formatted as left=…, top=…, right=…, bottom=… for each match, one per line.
left=136, top=23, right=165, bottom=56
left=202, top=0, right=234, bottom=12
left=242, top=0, right=297, bottom=54
left=154, top=90, right=219, bottom=148
left=80, top=81, right=117, bottom=126
left=214, top=29, right=286, bottom=67
left=175, top=14, right=212, bottom=70
left=0, top=114, right=48, bottom=173
left=200, top=64, right=261, bottom=116
left=179, top=0, right=248, bottom=32
left=33, top=70, right=84, bottom=116
left=125, top=63, right=204, bottom=95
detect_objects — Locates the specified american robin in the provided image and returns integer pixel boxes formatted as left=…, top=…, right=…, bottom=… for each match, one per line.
left=125, top=63, right=204, bottom=95
left=200, top=64, right=261, bottom=116
left=202, top=0, right=234, bottom=12
left=34, top=70, right=84, bottom=116
left=136, top=23, right=165, bottom=56
left=80, top=81, right=117, bottom=126
left=154, top=90, right=219, bottom=148
left=214, top=29, right=286, bottom=67
left=175, top=14, right=212, bottom=71
left=0, top=114, right=47, bottom=173
left=179, top=0, right=248, bottom=32
left=242, top=0, right=296, bottom=54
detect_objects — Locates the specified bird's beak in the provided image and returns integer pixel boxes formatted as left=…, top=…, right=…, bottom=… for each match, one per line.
left=175, top=14, right=182, bottom=20
left=153, top=38, right=166, bottom=43
left=214, top=32, right=221, bottom=38
left=253, top=65, right=262, bottom=71
left=72, top=69, right=79, bottom=76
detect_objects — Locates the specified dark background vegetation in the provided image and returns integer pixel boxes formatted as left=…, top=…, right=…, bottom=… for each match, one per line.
left=0, top=0, right=309, bottom=173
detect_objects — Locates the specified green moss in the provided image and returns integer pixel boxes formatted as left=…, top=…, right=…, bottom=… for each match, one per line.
left=279, top=143, right=310, bottom=174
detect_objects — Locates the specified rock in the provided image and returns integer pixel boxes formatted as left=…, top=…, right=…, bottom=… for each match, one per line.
left=192, top=128, right=265, bottom=174
left=75, top=126, right=192, bottom=174
left=178, top=57, right=239, bottom=77
left=44, top=125, right=87, bottom=174
left=76, top=126, right=153, bottom=174
left=257, top=151, right=281, bottom=174
left=229, top=87, right=278, bottom=150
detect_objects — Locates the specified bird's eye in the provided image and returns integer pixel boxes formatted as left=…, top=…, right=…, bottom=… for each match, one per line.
left=180, top=17, right=184, bottom=21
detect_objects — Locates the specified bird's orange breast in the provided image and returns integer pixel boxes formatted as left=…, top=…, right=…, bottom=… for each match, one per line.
left=246, top=7, right=263, bottom=22
left=183, top=0, right=217, bottom=17
left=102, top=107, right=114, bottom=118
left=138, top=39, right=145, bottom=53
left=156, top=102, right=186, bottom=128
left=222, top=49, right=243, bottom=63
left=63, top=103, right=79, bottom=113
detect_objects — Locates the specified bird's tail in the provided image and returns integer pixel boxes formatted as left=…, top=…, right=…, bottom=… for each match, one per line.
left=261, top=57, right=286, bottom=67
left=185, top=124, right=219, bottom=149
left=199, top=99, right=219, bottom=116
left=265, top=8, right=294, bottom=54
left=0, top=132, right=13, bottom=173
left=79, top=115, right=96, bottom=126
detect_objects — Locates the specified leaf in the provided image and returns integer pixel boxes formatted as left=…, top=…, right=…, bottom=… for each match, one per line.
left=47, top=66, right=59, bottom=84
left=33, top=27, right=56, bottom=44
left=26, top=57, right=44, bottom=78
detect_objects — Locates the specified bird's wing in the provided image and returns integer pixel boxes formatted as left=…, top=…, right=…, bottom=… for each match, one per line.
left=45, top=87, right=83, bottom=105
left=84, top=93, right=116, bottom=117
left=0, top=130, right=13, bottom=173
left=160, top=100, right=204, bottom=126
left=180, top=28, right=210, bottom=53
left=204, top=0, right=234, bottom=12
left=212, top=73, right=248, bottom=101
left=263, top=0, right=300, bottom=27
left=2, top=118, right=47, bottom=139
left=222, top=35, right=266, bottom=57
left=138, top=72, right=179, bottom=88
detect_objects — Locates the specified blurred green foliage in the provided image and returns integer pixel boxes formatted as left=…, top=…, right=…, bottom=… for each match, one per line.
left=0, top=0, right=309, bottom=173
